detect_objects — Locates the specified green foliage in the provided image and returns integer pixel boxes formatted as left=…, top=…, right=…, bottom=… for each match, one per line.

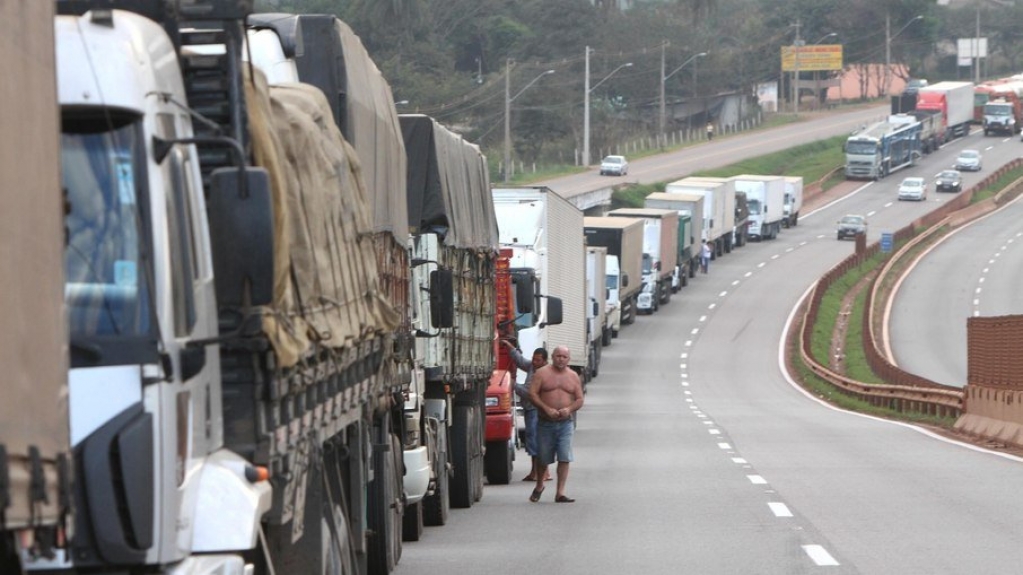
left=692, top=136, right=845, bottom=183
left=611, top=183, right=660, bottom=209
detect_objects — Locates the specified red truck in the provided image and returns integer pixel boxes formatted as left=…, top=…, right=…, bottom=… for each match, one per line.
left=485, top=250, right=518, bottom=484
left=981, top=82, right=1023, bottom=136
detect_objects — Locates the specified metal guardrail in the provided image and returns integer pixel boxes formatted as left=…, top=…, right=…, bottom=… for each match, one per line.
left=796, top=158, right=1023, bottom=420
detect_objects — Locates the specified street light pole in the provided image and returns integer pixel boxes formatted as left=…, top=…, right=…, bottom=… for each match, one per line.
left=583, top=54, right=632, bottom=167
left=503, top=63, right=556, bottom=182
left=659, top=51, right=707, bottom=143
left=885, top=14, right=922, bottom=97
left=793, top=19, right=801, bottom=117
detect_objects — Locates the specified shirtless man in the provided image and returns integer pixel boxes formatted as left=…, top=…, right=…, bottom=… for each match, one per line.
left=527, top=346, right=584, bottom=503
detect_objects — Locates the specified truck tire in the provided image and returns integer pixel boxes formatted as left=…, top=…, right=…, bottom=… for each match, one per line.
left=261, top=437, right=356, bottom=575
left=450, top=404, right=475, bottom=509
left=484, top=439, right=513, bottom=485
left=367, top=431, right=403, bottom=574
left=602, top=326, right=612, bottom=346
left=422, top=426, right=449, bottom=526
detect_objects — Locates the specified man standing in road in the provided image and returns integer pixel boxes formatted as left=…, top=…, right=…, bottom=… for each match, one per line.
left=502, top=340, right=550, bottom=482
left=528, top=346, right=584, bottom=503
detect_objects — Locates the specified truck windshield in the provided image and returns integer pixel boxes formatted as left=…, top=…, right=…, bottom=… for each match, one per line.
left=62, top=113, right=154, bottom=340
left=985, top=104, right=1011, bottom=116
left=845, top=141, right=878, bottom=155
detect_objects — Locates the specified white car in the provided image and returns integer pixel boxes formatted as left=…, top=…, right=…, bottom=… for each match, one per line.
left=897, top=176, right=927, bottom=201
left=955, top=149, right=982, bottom=171
left=600, top=155, right=628, bottom=176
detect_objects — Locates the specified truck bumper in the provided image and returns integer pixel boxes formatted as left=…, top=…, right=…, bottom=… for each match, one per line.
left=403, top=445, right=430, bottom=504
left=485, top=412, right=514, bottom=442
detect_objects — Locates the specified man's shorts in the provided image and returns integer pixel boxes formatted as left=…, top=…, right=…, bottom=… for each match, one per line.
left=536, top=418, right=574, bottom=464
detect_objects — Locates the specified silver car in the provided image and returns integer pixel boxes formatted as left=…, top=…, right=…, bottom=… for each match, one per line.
left=836, top=214, right=867, bottom=240
left=897, top=176, right=927, bottom=201
left=955, top=149, right=982, bottom=172
left=600, top=155, right=628, bottom=176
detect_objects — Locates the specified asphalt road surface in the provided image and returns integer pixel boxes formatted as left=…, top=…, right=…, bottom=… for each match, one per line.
left=394, top=117, right=1023, bottom=575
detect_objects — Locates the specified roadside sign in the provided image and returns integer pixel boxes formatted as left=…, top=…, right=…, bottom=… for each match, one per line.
left=881, top=232, right=893, bottom=253
left=781, top=45, right=843, bottom=72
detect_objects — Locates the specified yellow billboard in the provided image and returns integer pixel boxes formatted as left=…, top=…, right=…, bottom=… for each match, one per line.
left=781, top=45, right=843, bottom=72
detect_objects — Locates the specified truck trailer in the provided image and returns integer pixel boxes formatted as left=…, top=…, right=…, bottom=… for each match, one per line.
left=584, top=217, right=644, bottom=335
left=665, top=178, right=734, bottom=256
left=1, top=2, right=70, bottom=571
left=606, top=208, right=679, bottom=314
left=492, top=187, right=589, bottom=384
left=916, top=81, right=974, bottom=140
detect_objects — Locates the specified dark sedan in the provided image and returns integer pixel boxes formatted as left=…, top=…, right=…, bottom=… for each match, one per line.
left=935, top=169, right=962, bottom=193
left=836, top=214, right=867, bottom=240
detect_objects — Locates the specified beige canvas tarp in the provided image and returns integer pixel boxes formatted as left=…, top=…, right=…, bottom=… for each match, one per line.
left=0, top=0, right=68, bottom=530
left=246, top=71, right=399, bottom=368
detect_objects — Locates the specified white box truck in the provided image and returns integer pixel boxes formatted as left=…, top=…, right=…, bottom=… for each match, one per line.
left=733, top=175, right=787, bottom=241
left=585, top=217, right=644, bottom=335
left=665, top=178, right=734, bottom=257
left=493, top=187, right=590, bottom=383
left=606, top=208, right=679, bottom=314
left=783, top=176, right=803, bottom=228
left=586, top=246, right=611, bottom=376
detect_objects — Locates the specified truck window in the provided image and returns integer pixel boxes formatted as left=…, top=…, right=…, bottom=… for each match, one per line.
left=62, top=114, right=153, bottom=338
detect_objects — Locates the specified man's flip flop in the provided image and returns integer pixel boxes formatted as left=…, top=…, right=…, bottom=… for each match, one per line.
left=555, top=495, right=575, bottom=503
left=529, top=487, right=544, bottom=503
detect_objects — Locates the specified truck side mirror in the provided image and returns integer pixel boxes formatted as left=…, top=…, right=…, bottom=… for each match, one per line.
left=622, top=273, right=629, bottom=288
left=429, top=269, right=454, bottom=328
left=207, top=167, right=274, bottom=308
left=541, top=296, right=563, bottom=327
left=591, top=299, right=599, bottom=316
left=515, top=275, right=535, bottom=314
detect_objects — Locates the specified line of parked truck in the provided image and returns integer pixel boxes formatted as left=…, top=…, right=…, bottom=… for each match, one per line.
left=1, top=3, right=811, bottom=574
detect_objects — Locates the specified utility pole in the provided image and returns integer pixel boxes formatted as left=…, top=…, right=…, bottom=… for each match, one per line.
left=794, top=19, right=801, bottom=117
left=885, top=14, right=891, bottom=97
left=503, top=58, right=511, bottom=182
left=974, top=6, right=981, bottom=85
left=583, top=46, right=591, bottom=166
left=658, top=41, right=667, bottom=145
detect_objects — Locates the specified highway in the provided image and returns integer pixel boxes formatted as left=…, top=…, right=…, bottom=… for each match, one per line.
left=394, top=115, right=1023, bottom=574
left=888, top=135, right=1023, bottom=388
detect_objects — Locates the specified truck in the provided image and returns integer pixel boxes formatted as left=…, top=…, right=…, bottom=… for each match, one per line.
left=401, top=115, right=499, bottom=521
left=916, top=81, right=974, bottom=140
left=49, top=3, right=492, bottom=574
left=782, top=176, right=803, bottom=228
left=606, top=209, right=679, bottom=314
left=981, top=82, right=1023, bottom=136
left=644, top=192, right=705, bottom=280
left=733, top=175, right=786, bottom=241
left=246, top=13, right=500, bottom=536
left=889, top=111, right=943, bottom=153
left=733, top=191, right=750, bottom=248
left=1, top=2, right=70, bottom=571
left=844, top=119, right=922, bottom=180
left=586, top=246, right=611, bottom=361
left=643, top=192, right=697, bottom=288
left=664, top=178, right=734, bottom=257
left=584, top=217, right=644, bottom=335
left=492, top=187, right=589, bottom=384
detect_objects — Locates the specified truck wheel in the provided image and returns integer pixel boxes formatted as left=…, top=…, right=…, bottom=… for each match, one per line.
left=612, top=327, right=620, bottom=338
left=367, top=432, right=403, bottom=574
left=450, top=404, right=474, bottom=508
left=422, top=426, right=449, bottom=526
left=484, top=440, right=513, bottom=485
left=602, top=327, right=612, bottom=346
left=402, top=501, right=424, bottom=542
